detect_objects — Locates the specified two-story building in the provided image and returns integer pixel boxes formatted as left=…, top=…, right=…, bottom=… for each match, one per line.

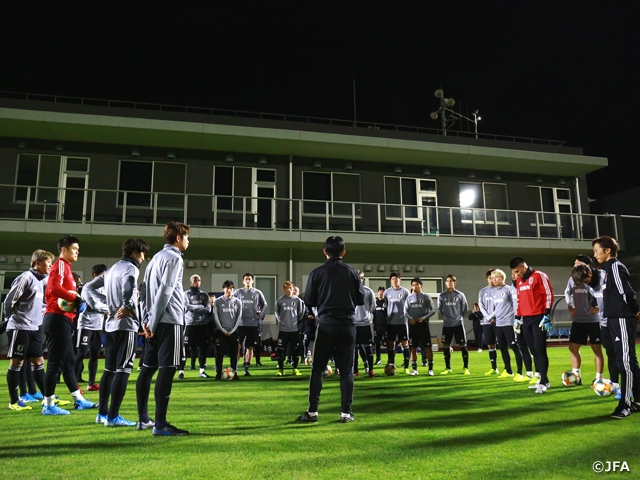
left=0, top=92, right=618, bottom=351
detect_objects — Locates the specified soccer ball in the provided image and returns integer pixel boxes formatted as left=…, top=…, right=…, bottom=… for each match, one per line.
left=57, top=291, right=79, bottom=312
left=305, top=356, right=313, bottom=366
left=323, top=365, right=332, bottom=376
left=222, top=368, right=235, bottom=380
left=384, top=363, right=397, bottom=376
left=593, top=378, right=613, bottom=397
left=561, top=370, right=580, bottom=387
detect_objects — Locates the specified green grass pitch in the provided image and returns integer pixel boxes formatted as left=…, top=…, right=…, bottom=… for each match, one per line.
left=1, top=345, right=639, bottom=479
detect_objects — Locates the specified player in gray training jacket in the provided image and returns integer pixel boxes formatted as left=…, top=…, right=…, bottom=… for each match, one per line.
left=4, top=249, right=54, bottom=410
left=136, top=222, right=190, bottom=436
left=233, top=273, right=267, bottom=376
left=75, top=264, right=107, bottom=390
left=404, top=278, right=436, bottom=376
left=384, top=272, right=411, bottom=373
left=490, top=269, right=522, bottom=379
left=178, top=274, right=213, bottom=380
left=84, top=238, right=150, bottom=427
left=438, top=274, right=470, bottom=375
left=275, top=281, right=306, bottom=376
left=213, top=280, right=242, bottom=380
left=478, top=269, right=499, bottom=376
left=565, top=254, right=604, bottom=384
left=353, top=271, right=376, bottom=377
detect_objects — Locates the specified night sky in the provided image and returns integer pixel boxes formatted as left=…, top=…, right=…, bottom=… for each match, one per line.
left=1, top=4, right=638, bottom=199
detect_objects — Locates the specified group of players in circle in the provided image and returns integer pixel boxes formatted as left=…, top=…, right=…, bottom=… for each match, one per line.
left=3, top=225, right=639, bottom=434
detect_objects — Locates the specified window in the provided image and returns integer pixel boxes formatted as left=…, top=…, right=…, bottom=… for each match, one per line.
left=117, top=160, right=186, bottom=208
left=384, top=177, right=437, bottom=220
left=302, top=171, right=361, bottom=216
left=528, top=186, right=572, bottom=225
left=459, top=182, right=508, bottom=223
left=255, top=275, right=277, bottom=315
left=14, top=154, right=62, bottom=203
left=213, top=166, right=276, bottom=213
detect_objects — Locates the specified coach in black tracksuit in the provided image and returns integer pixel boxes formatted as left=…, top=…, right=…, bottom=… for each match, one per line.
left=593, top=236, right=640, bottom=419
left=297, top=236, right=365, bottom=424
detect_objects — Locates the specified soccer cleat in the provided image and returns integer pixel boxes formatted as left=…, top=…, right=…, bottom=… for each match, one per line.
left=484, top=369, right=499, bottom=376
left=408, top=369, right=419, bottom=376
left=575, top=376, right=583, bottom=386
left=340, top=414, right=355, bottom=423
left=199, top=372, right=211, bottom=378
left=189, top=365, right=196, bottom=370
left=87, top=384, right=100, bottom=391
left=74, top=399, right=98, bottom=410
left=477, top=348, right=483, bottom=353
left=629, top=402, right=640, bottom=412
left=96, top=414, right=108, bottom=424
left=8, top=400, right=33, bottom=411
left=499, top=370, right=514, bottom=379
left=513, top=374, right=527, bottom=382
left=20, top=393, right=39, bottom=403
left=243, top=370, right=251, bottom=376
left=255, top=361, right=263, bottom=366
left=404, top=368, right=411, bottom=375
left=368, top=370, right=375, bottom=378
left=177, top=372, right=184, bottom=380
left=464, top=368, right=471, bottom=375
left=296, top=411, right=318, bottom=423
left=42, top=405, right=70, bottom=415
left=136, top=419, right=155, bottom=430
left=528, top=376, right=540, bottom=385
left=613, top=384, right=622, bottom=400
left=293, top=369, right=302, bottom=376
left=535, top=383, right=548, bottom=394
left=422, top=361, right=427, bottom=367
left=439, top=369, right=452, bottom=375
left=77, top=378, right=87, bottom=384
left=276, top=370, right=284, bottom=376
left=375, top=359, right=381, bottom=365
left=152, top=423, right=189, bottom=436
left=611, top=407, right=631, bottom=419
left=31, top=391, right=44, bottom=401
left=428, top=370, right=434, bottom=376
left=105, top=415, right=136, bottom=427
left=41, top=396, right=70, bottom=406
left=354, top=371, right=360, bottom=377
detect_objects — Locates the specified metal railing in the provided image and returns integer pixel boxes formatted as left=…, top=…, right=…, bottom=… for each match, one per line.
left=0, top=184, right=627, bottom=243
left=0, top=90, right=567, bottom=146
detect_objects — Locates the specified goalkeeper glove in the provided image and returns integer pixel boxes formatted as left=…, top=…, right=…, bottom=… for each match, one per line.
left=73, top=296, right=87, bottom=314
left=513, top=318, right=521, bottom=334
left=539, top=314, right=551, bottom=332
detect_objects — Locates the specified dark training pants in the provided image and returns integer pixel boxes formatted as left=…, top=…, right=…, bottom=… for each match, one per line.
left=521, top=315, right=549, bottom=384
left=607, top=317, right=640, bottom=409
left=308, top=323, right=356, bottom=415
left=42, top=313, right=80, bottom=397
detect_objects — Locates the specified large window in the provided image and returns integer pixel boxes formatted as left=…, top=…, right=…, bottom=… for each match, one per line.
left=14, top=154, right=62, bottom=203
left=302, top=171, right=361, bottom=216
left=213, top=166, right=276, bottom=215
left=459, top=182, right=508, bottom=223
left=117, top=160, right=186, bottom=209
left=528, top=186, right=572, bottom=225
left=384, top=177, right=437, bottom=220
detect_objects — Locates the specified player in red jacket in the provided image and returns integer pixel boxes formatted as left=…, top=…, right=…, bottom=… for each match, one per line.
left=510, top=257, right=554, bottom=394
left=42, top=235, right=97, bottom=415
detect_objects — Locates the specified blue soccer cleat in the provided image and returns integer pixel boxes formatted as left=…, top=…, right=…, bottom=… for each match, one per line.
left=95, top=414, right=108, bottom=424
left=613, top=384, right=622, bottom=400
left=31, top=391, right=44, bottom=401
left=74, top=399, right=98, bottom=410
left=20, top=393, right=39, bottom=403
left=42, top=405, right=70, bottom=415
left=105, top=415, right=136, bottom=427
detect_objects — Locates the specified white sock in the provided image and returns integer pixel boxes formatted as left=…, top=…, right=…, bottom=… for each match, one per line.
left=71, top=390, right=84, bottom=401
left=572, top=368, right=580, bottom=376
left=341, top=412, right=352, bottom=418
left=613, top=382, right=620, bottom=389
left=526, top=371, right=534, bottom=378
left=179, top=370, right=184, bottom=375
left=200, top=368, right=205, bottom=374
left=534, top=372, right=541, bottom=378
left=307, top=411, right=318, bottom=417
left=44, top=395, right=55, bottom=407
left=595, top=372, right=602, bottom=380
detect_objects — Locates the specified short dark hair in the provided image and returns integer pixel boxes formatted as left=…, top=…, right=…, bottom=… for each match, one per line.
left=571, top=264, right=592, bottom=285
left=485, top=269, right=495, bottom=278
left=574, top=254, right=592, bottom=266
left=324, top=236, right=345, bottom=257
left=445, top=274, right=456, bottom=282
left=243, top=273, right=254, bottom=280
left=411, top=277, right=423, bottom=285
left=163, top=222, right=190, bottom=245
left=390, top=271, right=400, bottom=280
left=222, top=280, right=235, bottom=289
left=208, top=292, right=216, bottom=296
left=592, top=236, right=618, bottom=258
left=92, top=264, right=107, bottom=276
left=377, top=286, right=385, bottom=292
left=57, top=235, right=79, bottom=253
left=122, top=238, right=151, bottom=257
left=509, top=257, right=526, bottom=269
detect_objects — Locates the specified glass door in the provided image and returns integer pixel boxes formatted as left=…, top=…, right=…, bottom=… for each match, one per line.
left=60, top=157, right=89, bottom=222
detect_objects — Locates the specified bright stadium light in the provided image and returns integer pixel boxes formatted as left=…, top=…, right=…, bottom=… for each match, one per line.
left=459, top=188, right=476, bottom=208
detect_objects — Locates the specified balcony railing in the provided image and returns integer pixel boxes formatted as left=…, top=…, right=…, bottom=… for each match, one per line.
left=0, top=184, right=624, bottom=242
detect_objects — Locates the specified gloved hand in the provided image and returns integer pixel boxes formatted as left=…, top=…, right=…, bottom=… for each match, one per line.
left=73, top=296, right=87, bottom=314
left=539, top=314, right=551, bottom=332
left=513, top=318, right=521, bottom=334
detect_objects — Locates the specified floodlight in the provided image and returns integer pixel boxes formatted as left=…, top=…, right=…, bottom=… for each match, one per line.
left=434, top=89, right=444, bottom=98
left=430, top=111, right=439, bottom=120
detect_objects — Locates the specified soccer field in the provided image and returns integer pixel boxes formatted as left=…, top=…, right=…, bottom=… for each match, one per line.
left=1, top=346, right=639, bottom=480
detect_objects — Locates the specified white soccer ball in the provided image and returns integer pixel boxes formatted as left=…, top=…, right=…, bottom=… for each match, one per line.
left=222, top=367, right=236, bottom=380
left=593, top=378, right=613, bottom=397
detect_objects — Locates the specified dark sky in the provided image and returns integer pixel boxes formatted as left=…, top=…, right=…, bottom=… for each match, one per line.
left=1, top=4, right=638, bottom=198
